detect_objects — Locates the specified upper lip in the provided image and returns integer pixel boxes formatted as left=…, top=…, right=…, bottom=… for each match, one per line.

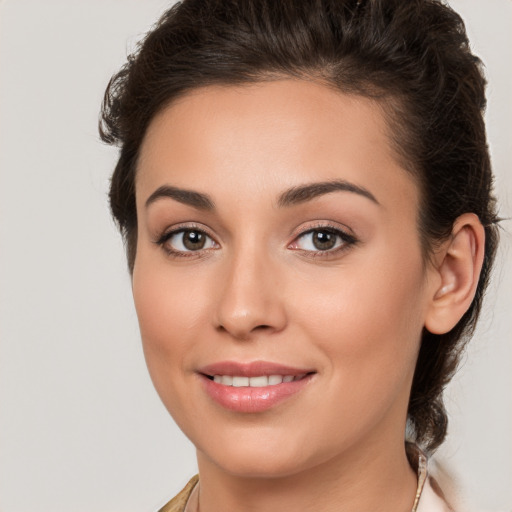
left=198, top=361, right=315, bottom=378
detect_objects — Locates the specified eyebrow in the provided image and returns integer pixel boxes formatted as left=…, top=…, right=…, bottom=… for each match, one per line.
left=277, top=180, right=379, bottom=207
left=145, top=185, right=215, bottom=210
left=145, top=179, right=379, bottom=211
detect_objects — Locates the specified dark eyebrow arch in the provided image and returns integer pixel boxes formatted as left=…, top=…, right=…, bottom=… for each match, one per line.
left=145, top=185, right=215, bottom=210
left=277, top=180, right=379, bottom=207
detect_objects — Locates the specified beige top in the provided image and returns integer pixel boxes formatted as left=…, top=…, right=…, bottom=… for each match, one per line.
left=158, top=475, right=198, bottom=512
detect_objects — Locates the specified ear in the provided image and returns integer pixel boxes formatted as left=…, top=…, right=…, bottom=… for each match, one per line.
left=424, top=213, right=485, bottom=335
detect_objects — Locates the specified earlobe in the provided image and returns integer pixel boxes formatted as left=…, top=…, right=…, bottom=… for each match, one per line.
left=425, top=213, right=485, bottom=335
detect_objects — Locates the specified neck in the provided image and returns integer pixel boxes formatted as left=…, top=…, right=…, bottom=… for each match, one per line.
left=195, top=435, right=418, bottom=512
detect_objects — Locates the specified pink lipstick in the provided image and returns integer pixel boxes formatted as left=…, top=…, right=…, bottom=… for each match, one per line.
left=198, top=361, right=315, bottom=413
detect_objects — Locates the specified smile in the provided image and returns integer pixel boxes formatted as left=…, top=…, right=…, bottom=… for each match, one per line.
left=198, top=362, right=315, bottom=413
left=210, top=374, right=307, bottom=387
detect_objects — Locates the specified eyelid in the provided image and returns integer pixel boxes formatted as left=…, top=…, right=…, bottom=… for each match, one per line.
left=154, top=221, right=216, bottom=241
left=288, top=221, right=358, bottom=255
left=154, top=222, right=220, bottom=256
left=289, top=220, right=356, bottom=241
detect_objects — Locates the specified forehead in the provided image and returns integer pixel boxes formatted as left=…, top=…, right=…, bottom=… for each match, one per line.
left=136, top=79, right=418, bottom=211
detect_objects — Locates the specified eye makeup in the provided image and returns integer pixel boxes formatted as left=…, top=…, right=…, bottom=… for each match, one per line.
left=153, top=219, right=359, bottom=261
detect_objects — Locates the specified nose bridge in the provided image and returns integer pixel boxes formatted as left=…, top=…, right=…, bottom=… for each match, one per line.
left=214, top=237, right=286, bottom=339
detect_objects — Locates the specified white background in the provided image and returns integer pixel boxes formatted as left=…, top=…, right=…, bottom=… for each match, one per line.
left=0, top=1, right=510, bottom=511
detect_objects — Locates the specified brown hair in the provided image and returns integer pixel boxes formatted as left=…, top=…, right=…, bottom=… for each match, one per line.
left=99, top=0, right=499, bottom=453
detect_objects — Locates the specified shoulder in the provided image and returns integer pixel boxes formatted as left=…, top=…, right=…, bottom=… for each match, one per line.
left=418, top=455, right=480, bottom=512
left=157, top=475, right=199, bottom=512
left=410, top=443, right=461, bottom=512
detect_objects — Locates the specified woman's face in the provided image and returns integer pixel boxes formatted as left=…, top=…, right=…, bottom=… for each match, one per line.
left=133, top=80, right=437, bottom=477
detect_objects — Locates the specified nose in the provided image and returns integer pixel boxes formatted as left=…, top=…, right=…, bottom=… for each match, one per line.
left=213, top=247, right=287, bottom=341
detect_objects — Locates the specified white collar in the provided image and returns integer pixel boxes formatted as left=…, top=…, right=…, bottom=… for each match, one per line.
left=416, top=476, right=453, bottom=512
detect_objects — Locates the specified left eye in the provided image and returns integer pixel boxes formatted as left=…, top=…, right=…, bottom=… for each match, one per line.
left=164, top=229, right=217, bottom=252
left=291, top=228, right=351, bottom=252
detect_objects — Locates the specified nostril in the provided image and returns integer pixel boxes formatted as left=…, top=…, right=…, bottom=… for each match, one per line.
left=253, top=324, right=272, bottom=331
left=215, top=322, right=275, bottom=340
left=214, top=291, right=288, bottom=339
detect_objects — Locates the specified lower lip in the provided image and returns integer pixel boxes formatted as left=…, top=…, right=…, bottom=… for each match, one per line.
left=200, top=374, right=314, bottom=413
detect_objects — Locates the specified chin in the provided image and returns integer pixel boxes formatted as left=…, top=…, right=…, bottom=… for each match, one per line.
left=207, top=451, right=306, bottom=479
left=194, top=426, right=314, bottom=479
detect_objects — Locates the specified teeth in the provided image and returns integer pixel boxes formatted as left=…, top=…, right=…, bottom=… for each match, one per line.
left=221, top=375, right=233, bottom=386
left=212, top=374, right=304, bottom=387
left=232, top=376, right=249, bottom=387
left=249, top=376, right=268, bottom=387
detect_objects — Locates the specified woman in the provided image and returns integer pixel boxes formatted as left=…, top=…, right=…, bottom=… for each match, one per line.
left=99, top=0, right=499, bottom=510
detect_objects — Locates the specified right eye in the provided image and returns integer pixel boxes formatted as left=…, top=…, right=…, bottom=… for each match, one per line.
left=158, top=228, right=218, bottom=255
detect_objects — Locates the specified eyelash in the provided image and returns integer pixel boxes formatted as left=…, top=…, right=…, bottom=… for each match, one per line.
left=154, top=223, right=358, bottom=259
left=288, top=223, right=358, bottom=258
left=154, top=223, right=218, bottom=258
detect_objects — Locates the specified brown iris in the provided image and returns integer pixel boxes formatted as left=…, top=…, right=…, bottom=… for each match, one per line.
left=182, top=230, right=207, bottom=250
left=312, top=230, right=337, bottom=250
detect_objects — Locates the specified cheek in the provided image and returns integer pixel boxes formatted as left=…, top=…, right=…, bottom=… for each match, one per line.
left=131, top=254, right=210, bottom=397
left=133, top=244, right=213, bottom=333
left=294, top=246, right=427, bottom=402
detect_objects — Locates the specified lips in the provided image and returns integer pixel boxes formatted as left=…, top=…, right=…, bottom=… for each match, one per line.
left=198, top=361, right=315, bottom=413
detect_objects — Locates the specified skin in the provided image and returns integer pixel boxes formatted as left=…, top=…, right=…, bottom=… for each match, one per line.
left=132, top=79, right=484, bottom=512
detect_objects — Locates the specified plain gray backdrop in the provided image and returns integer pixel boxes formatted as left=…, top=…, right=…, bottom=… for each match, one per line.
left=0, top=1, right=510, bottom=511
